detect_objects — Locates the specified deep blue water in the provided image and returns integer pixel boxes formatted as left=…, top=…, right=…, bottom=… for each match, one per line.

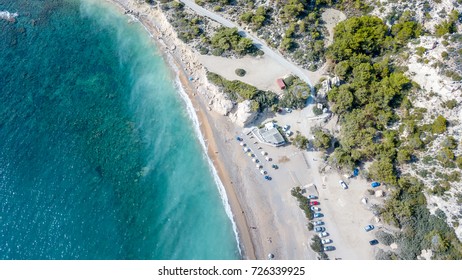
left=0, top=0, right=239, bottom=259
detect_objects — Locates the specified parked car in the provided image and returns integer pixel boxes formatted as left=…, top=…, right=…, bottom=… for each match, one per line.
left=285, top=107, right=292, bottom=113
left=318, top=232, right=329, bottom=238
left=364, top=225, right=375, bottom=232
left=282, top=125, right=290, bottom=132
left=323, top=246, right=335, bottom=251
left=371, top=182, right=381, bottom=188
left=321, top=239, right=332, bottom=245
left=369, top=239, right=379, bottom=245
left=313, top=213, right=323, bottom=218
left=308, top=195, right=318, bottom=199
left=311, top=206, right=320, bottom=211
left=314, top=227, right=325, bottom=232
left=339, top=180, right=348, bottom=189
left=309, top=201, right=319, bottom=206
left=313, top=221, right=324, bottom=226
left=285, top=131, right=293, bottom=137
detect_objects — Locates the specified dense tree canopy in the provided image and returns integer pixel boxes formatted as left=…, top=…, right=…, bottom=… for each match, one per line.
left=211, top=27, right=254, bottom=55
left=328, top=16, right=389, bottom=61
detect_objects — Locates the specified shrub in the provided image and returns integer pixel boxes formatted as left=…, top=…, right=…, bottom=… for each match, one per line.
left=376, top=231, right=395, bottom=246
left=416, top=47, right=426, bottom=57
left=235, top=68, right=246, bottom=77
left=291, top=187, right=313, bottom=220
left=442, top=99, right=458, bottom=109
left=293, top=133, right=308, bottom=150
left=312, top=128, right=333, bottom=150
left=310, top=235, right=323, bottom=253
left=313, top=106, right=323, bottom=116
left=432, top=115, right=448, bottom=134
left=307, top=222, right=314, bottom=231
left=457, top=157, right=462, bottom=169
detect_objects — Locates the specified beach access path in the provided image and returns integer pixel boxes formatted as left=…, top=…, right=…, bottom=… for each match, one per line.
left=178, top=0, right=320, bottom=87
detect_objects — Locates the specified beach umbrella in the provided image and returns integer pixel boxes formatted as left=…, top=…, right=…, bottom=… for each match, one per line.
left=252, top=158, right=257, bottom=162
left=261, top=151, right=267, bottom=156
left=247, top=152, right=252, bottom=157
left=256, top=164, right=262, bottom=169
left=243, top=147, right=247, bottom=152
left=268, top=253, right=274, bottom=259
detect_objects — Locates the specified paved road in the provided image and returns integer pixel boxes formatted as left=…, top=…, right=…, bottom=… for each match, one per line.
left=179, top=0, right=314, bottom=87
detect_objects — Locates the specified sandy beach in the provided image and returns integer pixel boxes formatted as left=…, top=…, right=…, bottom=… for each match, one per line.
left=101, top=0, right=378, bottom=260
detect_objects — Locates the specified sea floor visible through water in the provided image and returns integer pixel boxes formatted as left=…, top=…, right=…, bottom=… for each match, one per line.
left=0, top=0, right=239, bottom=259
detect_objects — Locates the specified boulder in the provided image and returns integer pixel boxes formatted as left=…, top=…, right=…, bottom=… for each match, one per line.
left=375, top=190, right=384, bottom=197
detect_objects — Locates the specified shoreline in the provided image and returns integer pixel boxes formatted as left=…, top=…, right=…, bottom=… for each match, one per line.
left=101, top=0, right=257, bottom=259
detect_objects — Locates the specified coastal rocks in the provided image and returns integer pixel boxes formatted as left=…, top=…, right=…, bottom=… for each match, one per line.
left=0, top=11, right=18, bottom=23
left=209, top=95, right=233, bottom=116
left=229, top=100, right=258, bottom=127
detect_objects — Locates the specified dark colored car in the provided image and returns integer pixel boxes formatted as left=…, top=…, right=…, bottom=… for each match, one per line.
left=314, top=227, right=325, bottom=233
left=369, top=239, right=379, bottom=245
left=324, top=246, right=335, bottom=251
left=313, top=213, right=323, bottom=218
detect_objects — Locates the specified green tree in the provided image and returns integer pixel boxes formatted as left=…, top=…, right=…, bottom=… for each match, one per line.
left=334, top=60, right=351, bottom=80
left=368, top=158, right=396, bottom=185
left=312, top=128, right=333, bottom=150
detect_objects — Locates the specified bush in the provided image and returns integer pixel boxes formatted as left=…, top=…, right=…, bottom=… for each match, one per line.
left=375, top=231, right=395, bottom=246
left=312, top=128, right=333, bottom=150
left=313, top=106, right=323, bottom=116
left=291, top=187, right=313, bottom=220
left=310, top=235, right=323, bottom=253
left=211, top=27, right=254, bottom=56
left=307, top=222, right=314, bottom=231
left=235, top=68, right=246, bottom=77
left=457, top=157, right=462, bottom=169
left=293, top=134, right=308, bottom=150
left=442, top=99, right=458, bottom=109
left=432, top=115, right=448, bottom=134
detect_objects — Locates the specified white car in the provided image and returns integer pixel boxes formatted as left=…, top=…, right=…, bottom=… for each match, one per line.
left=285, top=107, right=292, bottom=113
left=318, top=232, right=329, bottom=238
left=311, top=206, right=320, bottom=211
left=339, top=180, right=348, bottom=189
left=285, top=131, right=293, bottom=137
left=321, top=239, right=332, bottom=245
left=282, top=125, right=290, bottom=132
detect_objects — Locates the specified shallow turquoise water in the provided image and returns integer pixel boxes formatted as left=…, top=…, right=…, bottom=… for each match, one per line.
left=0, top=0, right=239, bottom=259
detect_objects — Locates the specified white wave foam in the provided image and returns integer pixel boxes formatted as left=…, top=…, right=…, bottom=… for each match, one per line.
left=0, top=11, right=19, bottom=22
left=174, top=78, right=242, bottom=258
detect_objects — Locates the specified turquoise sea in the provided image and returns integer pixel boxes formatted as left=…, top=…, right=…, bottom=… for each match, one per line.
left=0, top=0, right=239, bottom=259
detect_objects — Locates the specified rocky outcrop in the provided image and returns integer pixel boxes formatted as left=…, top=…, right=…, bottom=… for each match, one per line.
left=229, top=100, right=258, bottom=127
